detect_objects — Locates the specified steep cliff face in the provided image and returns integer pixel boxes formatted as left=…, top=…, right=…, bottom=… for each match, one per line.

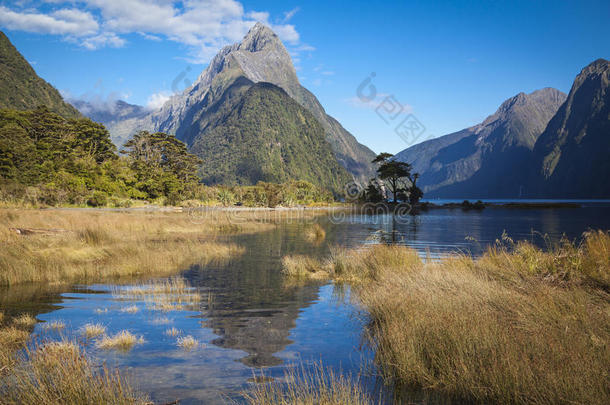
left=395, top=88, right=567, bottom=197
left=0, top=31, right=80, bottom=119
left=530, top=59, right=610, bottom=198
left=105, top=23, right=375, bottom=184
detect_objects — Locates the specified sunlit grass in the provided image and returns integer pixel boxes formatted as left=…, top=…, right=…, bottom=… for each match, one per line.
left=314, top=230, right=610, bottom=405
left=176, top=335, right=198, bottom=350
left=119, top=305, right=139, bottom=314
left=96, top=331, right=145, bottom=351
left=0, top=209, right=264, bottom=286
left=164, top=327, right=180, bottom=337
left=12, top=314, right=36, bottom=328
left=243, top=363, right=371, bottom=405
left=1, top=341, right=147, bottom=404
left=81, top=323, right=106, bottom=339
left=42, top=320, right=65, bottom=331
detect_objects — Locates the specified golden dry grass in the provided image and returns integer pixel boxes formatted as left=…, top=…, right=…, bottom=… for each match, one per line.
left=0, top=209, right=256, bottom=286
left=0, top=341, right=147, bottom=404
left=176, top=335, right=198, bottom=350
left=0, top=324, right=30, bottom=374
left=164, top=327, right=180, bottom=337
left=81, top=323, right=106, bottom=339
left=42, top=320, right=65, bottom=331
left=243, top=363, right=372, bottom=405
left=96, top=331, right=144, bottom=351
left=315, top=231, right=610, bottom=405
left=12, top=314, right=37, bottom=328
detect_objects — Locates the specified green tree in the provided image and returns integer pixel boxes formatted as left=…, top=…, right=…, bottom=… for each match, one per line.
left=121, top=131, right=202, bottom=201
left=372, top=152, right=422, bottom=204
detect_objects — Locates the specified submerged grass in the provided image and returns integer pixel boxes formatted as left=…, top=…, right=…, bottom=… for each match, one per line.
left=81, top=323, right=106, bottom=339
left=243, top=363, right=372, bottom=405
left=112, top=276, right=205, bottom=313
left=282, top=230, right=610, bottom=404
left=0, top=209, right=259, bottom=286
left=176, top=335, right=198, bottom=350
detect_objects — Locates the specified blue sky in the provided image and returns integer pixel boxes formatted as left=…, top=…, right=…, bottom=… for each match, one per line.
left=1, top=0, right=609, bottom=154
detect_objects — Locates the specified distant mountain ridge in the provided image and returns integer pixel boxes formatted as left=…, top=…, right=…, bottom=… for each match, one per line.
left=0, top=31, right=80, bottom=118
left=84, top=23, right=375, bottom=185
left=396, top=87, right=567, bottom=197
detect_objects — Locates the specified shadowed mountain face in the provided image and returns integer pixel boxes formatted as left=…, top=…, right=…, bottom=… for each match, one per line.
left=0, top=31, right=80, bottom=119
left=395, top=88, right=567, bottom=198
left=529, top=59, right=610, bottom=198
left=87, top=23, right=375, bottom=185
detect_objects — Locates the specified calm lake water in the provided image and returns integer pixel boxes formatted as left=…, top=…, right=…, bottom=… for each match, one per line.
left=2, top=204, right=610, bottom=404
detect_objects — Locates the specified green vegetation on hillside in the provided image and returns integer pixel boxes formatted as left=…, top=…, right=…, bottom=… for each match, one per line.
left=190, top=82, right=352, bottom=196
left=0, top=31, right=81, bottom=119
left=0, top=107, right=338, bottom=207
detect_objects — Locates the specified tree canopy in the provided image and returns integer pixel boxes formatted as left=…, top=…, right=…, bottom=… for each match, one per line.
left=369, top=152, right=423, bottom=204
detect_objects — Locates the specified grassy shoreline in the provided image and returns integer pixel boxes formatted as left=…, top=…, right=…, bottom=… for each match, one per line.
left=282, top=231, right=610, bottom=404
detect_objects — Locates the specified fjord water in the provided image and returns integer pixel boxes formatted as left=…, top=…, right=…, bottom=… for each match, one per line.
left=2, top=204, right=610, bottom=404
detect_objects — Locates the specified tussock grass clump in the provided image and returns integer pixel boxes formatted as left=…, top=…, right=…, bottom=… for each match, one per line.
left=81, top=323, right=106, bottom=339
left=304, top=223, right=326, bottom=243
left=338, top=231, right=610, bottom=405
left=12, top=314, right=36, bottom=328
left=243, top=363, right=372, bottom=405
left=0, top=341, right=147, bottom=404
left=0, top=325, right=30, bottom=373
left=96, top=331, right=144, bottom=351
left=42, top=320, right=65, bottom=331
left=0, top=209, right=257, bottom=286
left=281, top=255, right=329, bottom=280
left=119, top=305, right=139, bottom=314
left=164, top=327, right=180, bottom=337
left=281, top=244, right=421, bottom=283
left=176, top=335, right=198, bottom=350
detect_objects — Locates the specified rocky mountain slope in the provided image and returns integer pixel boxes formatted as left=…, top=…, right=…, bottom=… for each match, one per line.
left=529, top=58, right=610, bottom=197
left=396, top=88, right=567, bottom=197
left=96, top=23, right=375, bottom=185
left=0, top=31, right=80, bottom=118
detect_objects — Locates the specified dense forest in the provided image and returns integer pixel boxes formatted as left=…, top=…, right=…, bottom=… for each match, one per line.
left=0, top=107, right=334, bottom=207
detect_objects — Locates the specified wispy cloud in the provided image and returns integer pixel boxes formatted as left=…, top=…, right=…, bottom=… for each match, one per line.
left=283, top=7, right=300, bottom=23
left=0, top=1, right=302, bottom=62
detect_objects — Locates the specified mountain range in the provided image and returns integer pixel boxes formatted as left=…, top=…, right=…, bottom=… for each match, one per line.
left=396, top=59, right=609, bottom=198
left=75, top=23, right=375, bottom=190
left=1, top=25, right=608, bottom=199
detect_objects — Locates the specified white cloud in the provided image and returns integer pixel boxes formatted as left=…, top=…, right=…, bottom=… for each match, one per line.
left=0, top=1, right=303, bottom=63
left=80, top=32, right=126, bottom=50
left=146, top=91, right=172, bottom=110
left=0, top=6, right=98, bottom=35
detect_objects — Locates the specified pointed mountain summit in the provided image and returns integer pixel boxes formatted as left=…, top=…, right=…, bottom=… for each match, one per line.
left=104, top=23, right=375, bottom=185
left=395, top=87, right=566, bottom=197
left=529, top=58, right=610, bottom=197
left=0, top=31, right=80, bottom=118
